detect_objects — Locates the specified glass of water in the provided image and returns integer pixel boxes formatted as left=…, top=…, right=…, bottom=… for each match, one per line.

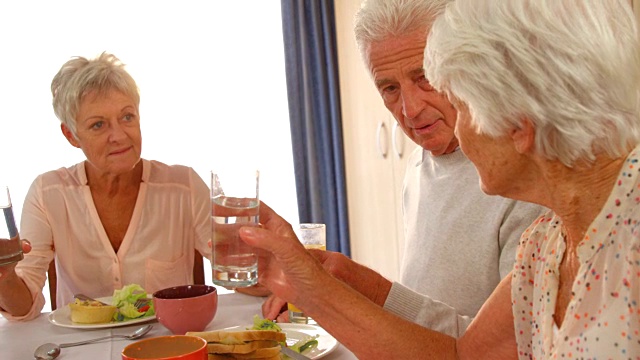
left=0, top=186, right=23, bottom=266
left=210, top=169, right=260, bottom=288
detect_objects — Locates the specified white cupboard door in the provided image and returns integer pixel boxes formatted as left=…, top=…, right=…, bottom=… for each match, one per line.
left=335, top=0, right=402, bottom=280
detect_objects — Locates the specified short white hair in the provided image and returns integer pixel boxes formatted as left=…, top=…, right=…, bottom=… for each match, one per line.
left=51, top=52, right=140, bottom=136
left=354, top=0, right=451, bottom=66
left=425, top=0, right=640, bottom=166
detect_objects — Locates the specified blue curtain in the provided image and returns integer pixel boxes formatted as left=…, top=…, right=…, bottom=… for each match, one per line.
left=280, top=0, right=350, bottom=256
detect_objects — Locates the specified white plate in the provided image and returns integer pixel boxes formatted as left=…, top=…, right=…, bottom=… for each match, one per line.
left=217, top=323, right=338, bottom=359
left=47, top=296, right=156, bottom=329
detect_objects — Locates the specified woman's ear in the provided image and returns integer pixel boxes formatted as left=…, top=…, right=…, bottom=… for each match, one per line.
left=61, top=124, right=81, bottom=148
left=509, top=119, right=535, bottom=154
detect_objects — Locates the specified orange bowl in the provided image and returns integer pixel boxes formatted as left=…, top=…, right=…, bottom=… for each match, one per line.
left=121, top=335, right=207, bottom=360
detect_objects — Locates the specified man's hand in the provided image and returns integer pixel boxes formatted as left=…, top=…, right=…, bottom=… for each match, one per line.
left=235, top=283, right=272, bottom=297
left=262, top=294, right=289, bottom=322
left=309, top=249, right=393, bottom=306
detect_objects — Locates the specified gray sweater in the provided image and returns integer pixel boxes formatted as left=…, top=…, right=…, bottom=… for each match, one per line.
left=383, top=147, right=545, bottom=337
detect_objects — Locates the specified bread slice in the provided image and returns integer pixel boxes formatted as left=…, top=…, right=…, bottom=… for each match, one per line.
left=208, top=354, right=282, bottom=360
left=207, top=341, right=279, bottom=354
left=188, top=330, right=286, bottom=344
left=219, top=345, right=281, bottom=359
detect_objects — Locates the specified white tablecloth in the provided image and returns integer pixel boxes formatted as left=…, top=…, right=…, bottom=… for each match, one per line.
left=1, top=292, right=356, bottom=360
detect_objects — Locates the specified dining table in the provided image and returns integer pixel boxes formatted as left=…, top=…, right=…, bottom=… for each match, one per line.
left=1, top=292, right=357, bottom=360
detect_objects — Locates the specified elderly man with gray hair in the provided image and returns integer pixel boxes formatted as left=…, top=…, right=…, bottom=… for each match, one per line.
left=262, top=0, right=544, bottom=338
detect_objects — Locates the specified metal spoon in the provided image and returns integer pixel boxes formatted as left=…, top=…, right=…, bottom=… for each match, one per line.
left=34, top=324, right=152, bottom=360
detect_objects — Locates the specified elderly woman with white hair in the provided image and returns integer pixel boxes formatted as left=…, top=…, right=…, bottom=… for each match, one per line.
left=0, top=53, right=211, bottom=321
left=233, top=0, right=640, bottom=358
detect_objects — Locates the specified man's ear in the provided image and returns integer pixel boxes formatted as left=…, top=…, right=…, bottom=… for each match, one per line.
left=61, top=123, right=81, bottom=148
left=509, top=118, right=535, bottom=154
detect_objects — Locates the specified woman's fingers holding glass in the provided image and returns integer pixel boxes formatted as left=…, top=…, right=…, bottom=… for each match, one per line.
left=20, top=239, right=31, bottom=254
left=239, top=226, right=320, bottom=302
left=257, top=201, right=296, bottom=238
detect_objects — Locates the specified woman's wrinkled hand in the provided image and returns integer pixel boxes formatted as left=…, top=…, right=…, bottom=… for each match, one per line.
left=239, top=202, right=326, bottom=308
left=258, top=250, right=346, bottom=323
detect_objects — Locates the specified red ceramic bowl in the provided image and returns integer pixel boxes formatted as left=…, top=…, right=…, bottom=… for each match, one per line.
left=152, top=285, right=218, bottom=335
left=122, top=335, right=207, bottom=360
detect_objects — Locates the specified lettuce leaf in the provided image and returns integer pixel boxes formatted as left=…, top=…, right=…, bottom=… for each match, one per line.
left=111, top=284, right=155, bottom=322
left=251, top=314, right=282, bottom=331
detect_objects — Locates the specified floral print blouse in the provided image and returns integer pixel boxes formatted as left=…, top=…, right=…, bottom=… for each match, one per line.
left=512, top=147, right=640, bottom=359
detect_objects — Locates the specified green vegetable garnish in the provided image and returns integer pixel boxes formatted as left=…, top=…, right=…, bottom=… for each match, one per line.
left=299, top=338, right=319, bottom=353
left=290, top=335, right=319, bottom=354
left=250, top=314, right=282, bottom=331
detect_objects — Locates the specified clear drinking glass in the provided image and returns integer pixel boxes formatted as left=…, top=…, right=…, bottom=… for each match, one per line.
left=288, top=223, right=326, bottom=325
left=210, top=169, right=260, bottom=288
left=0, top=186, right=23, bottom=266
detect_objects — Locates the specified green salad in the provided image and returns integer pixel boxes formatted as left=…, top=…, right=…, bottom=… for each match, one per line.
left=112, top=284, right=155, bottom=322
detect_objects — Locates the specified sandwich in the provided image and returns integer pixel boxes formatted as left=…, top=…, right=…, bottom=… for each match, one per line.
left=186, top=329, right=286, bottom=360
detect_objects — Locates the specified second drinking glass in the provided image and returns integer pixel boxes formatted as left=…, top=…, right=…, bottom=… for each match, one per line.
left=210, top=169, right=260, bottom=288
left=288, top=223, right=326, bottom=324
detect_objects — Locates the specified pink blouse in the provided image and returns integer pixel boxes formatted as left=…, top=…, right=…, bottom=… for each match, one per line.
left=2, top=159, right=211, bottom=321
left=512, top=147, right=640, bottom=358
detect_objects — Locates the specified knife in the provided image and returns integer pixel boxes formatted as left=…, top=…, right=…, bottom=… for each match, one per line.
left=280, top=346, right=311, bottom=360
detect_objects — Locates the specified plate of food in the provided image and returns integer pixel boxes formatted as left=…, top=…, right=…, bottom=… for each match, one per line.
left=48, top=284, right=156, bottom=329
left=198, top=317, right=338, bottom=360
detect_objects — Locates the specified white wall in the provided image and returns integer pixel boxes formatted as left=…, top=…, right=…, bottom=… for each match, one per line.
left=0, top=0, right=298, bottom=309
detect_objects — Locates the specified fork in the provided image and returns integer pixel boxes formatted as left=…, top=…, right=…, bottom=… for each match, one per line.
left=134, top=298, right=151, bottom=309
left=75, top=293, right=149, bottom=308
left=74, top=293, right=109, bottom=306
